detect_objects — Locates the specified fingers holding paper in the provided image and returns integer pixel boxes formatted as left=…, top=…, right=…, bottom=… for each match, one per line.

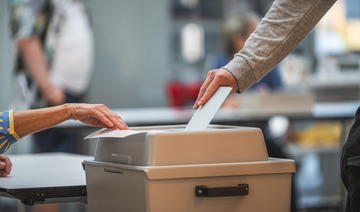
left=69, top=104, right=128, bottom=130
left=193, top=68, right=238, bottom=109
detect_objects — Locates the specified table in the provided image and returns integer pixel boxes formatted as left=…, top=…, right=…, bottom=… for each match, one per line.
left=0, top=153, right=91, bottom=206
left=56, top=101, right=360, bottom=128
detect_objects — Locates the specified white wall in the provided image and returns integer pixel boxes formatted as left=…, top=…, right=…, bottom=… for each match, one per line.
left=87, top=0, right=171, bottom=108
left=0, top=0, right=14, bottom=109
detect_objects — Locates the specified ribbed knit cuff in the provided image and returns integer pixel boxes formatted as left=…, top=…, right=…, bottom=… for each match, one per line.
left=223, top=55, right=257, bottom=93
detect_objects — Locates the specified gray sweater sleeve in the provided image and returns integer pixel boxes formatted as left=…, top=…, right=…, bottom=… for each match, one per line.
left=223, top=0, right=337, bottom=92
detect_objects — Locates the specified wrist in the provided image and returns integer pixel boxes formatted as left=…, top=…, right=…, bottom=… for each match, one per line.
left=221, top=68, right=240, bottom=92
left=62, top=104, right=76, bottom=120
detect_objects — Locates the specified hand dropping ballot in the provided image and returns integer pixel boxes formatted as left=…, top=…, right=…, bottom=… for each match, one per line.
left=85, top=86, right=232, bottom=139
left=185, top=86, right=232, bottom=131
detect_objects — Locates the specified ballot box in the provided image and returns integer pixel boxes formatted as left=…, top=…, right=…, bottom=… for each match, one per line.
left=83, top=125, right=295, bottom=212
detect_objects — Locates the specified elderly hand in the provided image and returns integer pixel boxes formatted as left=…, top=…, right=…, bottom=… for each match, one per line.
left=0, top=154, right=12, bottom=177
left=68, top=103, right=128, bottom=130
left=193, top=68, right=238, bottom=109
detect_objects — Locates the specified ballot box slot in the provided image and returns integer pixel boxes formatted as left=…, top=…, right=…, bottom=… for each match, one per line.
left=88, top=125, right=269, bottom=166
left=195, top=184, right=249, bottom=197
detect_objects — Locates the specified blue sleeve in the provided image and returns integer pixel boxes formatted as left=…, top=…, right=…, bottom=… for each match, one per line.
left=214, top=54, right=231, bottom=69
left=0, top=111, right=20, bottom=153
left=260, top=66, right=284, bottom=90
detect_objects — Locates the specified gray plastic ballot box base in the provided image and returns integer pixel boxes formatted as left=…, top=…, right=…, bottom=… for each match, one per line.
left=0, top=153, right=91, bottom=205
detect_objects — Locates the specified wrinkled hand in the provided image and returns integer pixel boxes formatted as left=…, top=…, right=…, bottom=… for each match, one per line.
left=43, top=84, right=65, bottom=106
left=0, top=154, right=12, bottom=177
left=68, top=103, right=128, bottom=130
left=193, top=68, right=239, bottom=109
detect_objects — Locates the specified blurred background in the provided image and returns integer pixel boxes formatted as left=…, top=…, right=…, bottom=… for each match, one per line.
left=0, top=0, right=360, bottom=211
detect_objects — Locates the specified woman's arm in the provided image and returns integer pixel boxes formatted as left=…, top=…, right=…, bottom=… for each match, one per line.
left=14, top=103, right=128, bottom=138
left=195, top=0, right=337, bottom=108
left=0, top=103, right=128, bottom=154
left=0, top=103, right=128, bottom=176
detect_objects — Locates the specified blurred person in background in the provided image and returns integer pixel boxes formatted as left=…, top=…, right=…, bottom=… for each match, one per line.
left=10, top=0, right=94, bottom=154
left=215, top=13, right=283, bottom=94
left=214, top=12, right=283, bottom=108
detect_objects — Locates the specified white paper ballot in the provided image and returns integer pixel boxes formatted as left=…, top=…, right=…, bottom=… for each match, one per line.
left=84, top=129, right=165, bottom=140
left=185, top=86, right=232, bottom=131
left=84, top=129, right=146, bottom=139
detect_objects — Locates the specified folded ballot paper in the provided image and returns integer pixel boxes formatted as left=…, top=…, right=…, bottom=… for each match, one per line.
left=185, top=86, right=232, bottom=131
left=85, top=86, right=232, bottom=139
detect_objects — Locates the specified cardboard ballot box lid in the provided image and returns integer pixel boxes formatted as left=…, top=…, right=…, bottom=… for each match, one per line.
left=84, top=158, right=295, bottom=180
left=85, top=125, right=269, bottom=166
